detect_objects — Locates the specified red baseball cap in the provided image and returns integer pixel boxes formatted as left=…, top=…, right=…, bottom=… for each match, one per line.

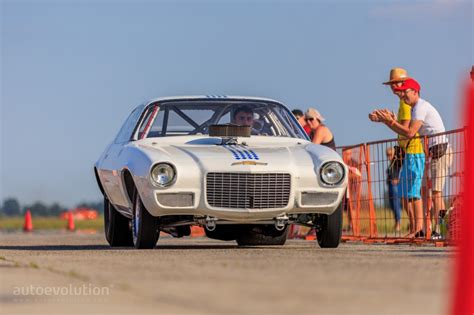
left=394, top=78, right=421, bottom=92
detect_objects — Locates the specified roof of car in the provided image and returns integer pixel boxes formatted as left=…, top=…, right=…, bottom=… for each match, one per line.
left=144, top=95, right=283, bottom=106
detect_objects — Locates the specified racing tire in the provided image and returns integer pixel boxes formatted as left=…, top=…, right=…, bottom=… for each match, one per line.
left=236, top=225, right=289, bottom=246
left=132, top=191, right=159, bottom=249
left=104, top=196, right=133, bottom=247
left=315, top=201, right=343, bottom=248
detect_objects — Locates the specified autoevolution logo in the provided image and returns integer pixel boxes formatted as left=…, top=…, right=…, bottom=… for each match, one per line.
left=13, top=284, right=112, bottom=296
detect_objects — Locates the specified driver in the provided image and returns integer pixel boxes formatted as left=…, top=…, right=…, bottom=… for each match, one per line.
left=232, top=106, right=255, bottom=126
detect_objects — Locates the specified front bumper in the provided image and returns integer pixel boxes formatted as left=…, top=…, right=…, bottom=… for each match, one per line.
left=140, top=187, right=346, bottom=222
left=133, top=166, right=347, bottom=222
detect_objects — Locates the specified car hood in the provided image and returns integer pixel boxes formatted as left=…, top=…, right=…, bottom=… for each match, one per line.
left=174, top=144, right=304, bottom=171
left=135, top=136, right=341, bottom=173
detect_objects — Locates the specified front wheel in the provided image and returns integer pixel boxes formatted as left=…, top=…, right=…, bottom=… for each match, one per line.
left=132, top=191, right=159, bottom=249
left=315, top=201, right=343, bottom=248
left=104, top=196, right=133, bottom=247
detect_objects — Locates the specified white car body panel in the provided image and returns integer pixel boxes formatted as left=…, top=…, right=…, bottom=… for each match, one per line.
left=95, top=96, right=347, bottom=222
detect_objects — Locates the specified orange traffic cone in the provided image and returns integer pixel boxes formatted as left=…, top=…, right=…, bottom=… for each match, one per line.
left=67, top=211, right=75, bottom=232
left=23, top=209, right=33, bottom=232
left=190, top=226, right=205, bottom=237
left=305, top=228, right=316, bottom=241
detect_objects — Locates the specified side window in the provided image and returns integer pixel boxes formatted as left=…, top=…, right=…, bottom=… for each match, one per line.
left=137, top=107, right=156, bottom=139
left=147, top=109, right=164, bottom=137
left=114, top=107, right=143, bottom=144
left=281, top=108, right=308, bottom=140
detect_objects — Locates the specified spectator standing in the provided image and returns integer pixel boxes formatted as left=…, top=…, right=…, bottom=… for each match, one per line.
left=342, top=148, right=362, bottom=236
left=370, top=68, right=425, bottom=238
left=305, top=108, right=336, bottom=151
left=386, top=146, right=403, bottom=233
left=375, top=78, right=452, bottom=239
left=292, top=109, right=312, bottom=137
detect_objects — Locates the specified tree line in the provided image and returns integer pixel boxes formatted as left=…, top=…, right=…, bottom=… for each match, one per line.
left=0, top=197, right=104, bottom=217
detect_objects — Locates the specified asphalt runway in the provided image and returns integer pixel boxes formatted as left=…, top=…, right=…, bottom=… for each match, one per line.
left=0, top=232, right=451, bottom=315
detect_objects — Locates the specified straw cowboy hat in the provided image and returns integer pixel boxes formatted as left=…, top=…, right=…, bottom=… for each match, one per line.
left=383, top=68, right=411, bottom=85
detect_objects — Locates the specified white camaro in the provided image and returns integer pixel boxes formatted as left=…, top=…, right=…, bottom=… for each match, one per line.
left=95, top=96, right=347, bottom=249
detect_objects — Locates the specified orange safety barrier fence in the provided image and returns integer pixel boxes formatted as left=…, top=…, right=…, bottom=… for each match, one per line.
left=336, top=128, right=465, bottom=245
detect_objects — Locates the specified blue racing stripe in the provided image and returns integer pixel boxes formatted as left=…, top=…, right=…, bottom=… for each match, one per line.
left=229, top=148, right=243, bottom=160
left=224, top=145, right=241, bottom=160
left=234, top=147, right=247, bottom=160
left=231, top=149, right=242, bottom=160
left=235, top=146, right=254, bottom=160
left=206, top=95, right=227, bottom=99
left=224, top=144, right=261, bottom=161
left=241, top=145, right=259, bottom=160
left=248, top=150, right=259, bottom=160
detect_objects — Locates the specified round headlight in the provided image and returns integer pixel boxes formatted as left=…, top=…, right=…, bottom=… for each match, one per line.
left=320, top=162, right=345, bottom=185
left=150, top=163, right=176, bottom=187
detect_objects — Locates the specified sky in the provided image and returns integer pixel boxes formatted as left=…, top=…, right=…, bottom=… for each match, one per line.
left=1, top=0, right=472, bottom=207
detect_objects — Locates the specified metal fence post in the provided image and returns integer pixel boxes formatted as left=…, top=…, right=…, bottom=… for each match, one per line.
left=423, top=135, right=431, bottom=240
left=364, top=143, right=377, bottom=238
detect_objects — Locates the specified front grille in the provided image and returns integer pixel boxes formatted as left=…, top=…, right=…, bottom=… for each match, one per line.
left=206, top=173, right=291, bottom=209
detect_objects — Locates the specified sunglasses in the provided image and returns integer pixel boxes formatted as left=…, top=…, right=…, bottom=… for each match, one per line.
left=305, top=117, right=315, bottom=122
left=399, top=88, right=415, bottom=95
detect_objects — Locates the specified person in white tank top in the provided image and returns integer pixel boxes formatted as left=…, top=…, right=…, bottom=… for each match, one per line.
left=374, top=78, right=452, bottom=239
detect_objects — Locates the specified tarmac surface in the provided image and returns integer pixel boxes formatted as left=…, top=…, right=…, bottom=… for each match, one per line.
left=0, top=231, right=452, bottom=315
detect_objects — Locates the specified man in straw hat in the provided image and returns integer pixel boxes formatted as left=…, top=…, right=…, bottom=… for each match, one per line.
left=375, top=78, right=451, bottom=240
left=369, top=68, right=425, bottom=238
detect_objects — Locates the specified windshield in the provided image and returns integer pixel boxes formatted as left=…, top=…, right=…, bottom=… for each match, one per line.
left=136, top=100, right=307, bottom=139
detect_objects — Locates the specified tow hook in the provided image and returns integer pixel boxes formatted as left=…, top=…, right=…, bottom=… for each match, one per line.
left=204, top=216, right=218, bottom=231
left=274, top=215, right=289, bottom=231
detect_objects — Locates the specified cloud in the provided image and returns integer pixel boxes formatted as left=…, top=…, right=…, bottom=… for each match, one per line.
left=369, top=0, right=470, bottom=19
